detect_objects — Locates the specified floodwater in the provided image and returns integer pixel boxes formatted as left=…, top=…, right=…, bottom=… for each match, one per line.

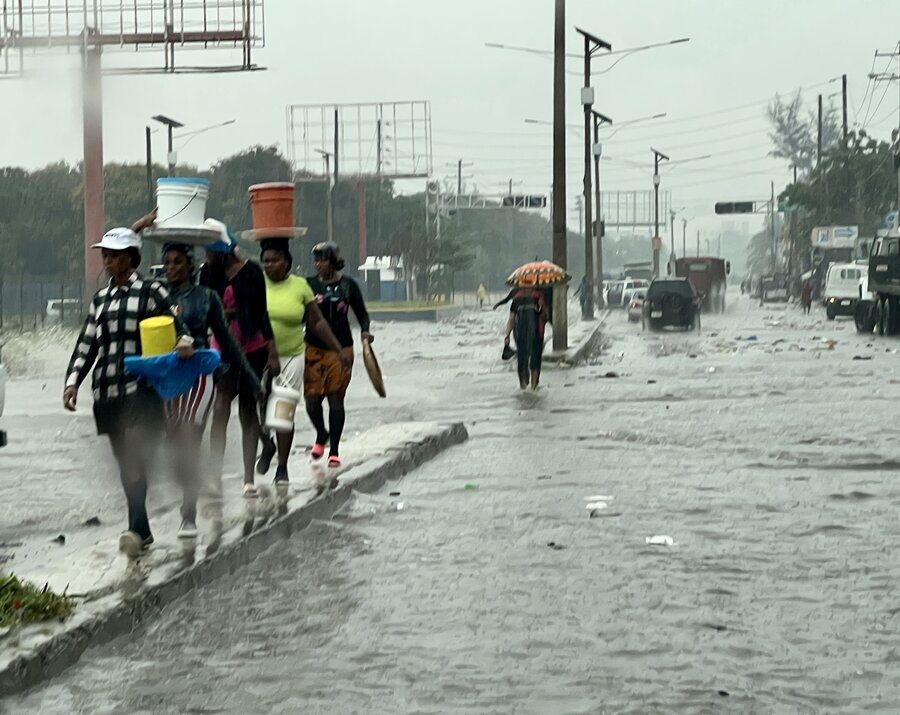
left=6, top=297, right=900, bottom=713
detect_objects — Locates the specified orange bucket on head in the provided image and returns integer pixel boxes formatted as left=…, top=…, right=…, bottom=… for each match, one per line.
left=248, top=182, right=295, bottom=232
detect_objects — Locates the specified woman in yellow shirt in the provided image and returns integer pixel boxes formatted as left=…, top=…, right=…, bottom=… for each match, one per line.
left=258, top=238, right=348, bottom=483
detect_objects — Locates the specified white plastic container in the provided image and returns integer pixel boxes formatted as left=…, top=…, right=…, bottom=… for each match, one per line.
left=264, top=378, right=302, bottom=433
left=156, top=177, right=209, bottom=228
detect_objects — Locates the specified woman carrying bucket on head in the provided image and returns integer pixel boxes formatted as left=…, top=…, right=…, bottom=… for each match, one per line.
left=305, top=242, right=372, bottom=468
left=256, top=238, right=349, bottom=484
left=200, top=225, right=279, bottom=499
left=63, top=217, right=195, bottom=558
left=161, top=240, right=258, bottom=535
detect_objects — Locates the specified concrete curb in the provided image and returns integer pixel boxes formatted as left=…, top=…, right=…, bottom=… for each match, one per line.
left=548, top=309, right=610, bottom=366
left=0, top=422, right=468, bottom=697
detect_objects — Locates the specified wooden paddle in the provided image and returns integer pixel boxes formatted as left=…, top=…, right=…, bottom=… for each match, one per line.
left=362, top=341, right=386, bottom=398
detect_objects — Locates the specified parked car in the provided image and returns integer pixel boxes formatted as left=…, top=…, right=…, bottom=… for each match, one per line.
left=627, top=290, right=646, bottom=322
left=45, top=298, right=82, bottom=324
left=642, top=278, right=700, bottom=332
left=823, top=262, right=866, bottom=320
left=760, top=274, right=789, bottom=302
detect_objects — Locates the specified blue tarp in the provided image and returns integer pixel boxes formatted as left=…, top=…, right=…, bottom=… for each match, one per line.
left=124, top=349, right=221, bottom=400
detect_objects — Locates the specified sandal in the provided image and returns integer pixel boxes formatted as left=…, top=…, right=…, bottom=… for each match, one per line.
left=242, top=483, right=259, bottom=499
left=310, top=442, right=326, bottom=460
left=327, top=455, right=342, bottom=469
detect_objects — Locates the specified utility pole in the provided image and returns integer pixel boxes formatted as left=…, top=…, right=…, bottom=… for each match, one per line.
left=870, top=48, right=900, bottom=210
left=842, top=74, right=848, bottom=140
left=576, top=27, right=611, bottom=321
left=670, top=210, right=676, bottom=259
left=651, top=148, right=670, bottom=277
left=145, top=126, right=153, bottom=211
left=682, top=218, right=687, bottom=259
left=576, top=194, right=583, bottom=235
left=551, top=0, right=567, bottom=351
left=696, top=229, right=700, bottom=258
left=375, top=118, right=382, bottom=251
left=316, top=149, right=334, bottom=244
left=592, top=110, right=612, bottom=309
left=770, top=180, right=776, bottom=271
left=817, top=94, right=823, bottom=167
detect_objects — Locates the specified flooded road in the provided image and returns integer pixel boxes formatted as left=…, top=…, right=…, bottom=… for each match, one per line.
left=6, top=297, right=900, bottom=713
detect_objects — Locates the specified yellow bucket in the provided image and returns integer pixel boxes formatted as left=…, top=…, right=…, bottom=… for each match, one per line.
left=139, top=316, right=176, bottom=356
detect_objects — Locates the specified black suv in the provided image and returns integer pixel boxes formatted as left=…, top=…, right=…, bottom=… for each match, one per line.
left=642, top=278, right=700, bottom=332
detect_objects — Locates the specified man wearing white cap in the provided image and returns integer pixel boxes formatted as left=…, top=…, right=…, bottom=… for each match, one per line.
left=64, top=221, right=194, bottom=558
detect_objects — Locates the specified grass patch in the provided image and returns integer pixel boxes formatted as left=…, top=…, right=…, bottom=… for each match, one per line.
left=0, top=574, right=74, bottom=628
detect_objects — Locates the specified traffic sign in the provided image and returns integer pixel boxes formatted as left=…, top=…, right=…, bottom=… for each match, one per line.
left=715, top=201, right=755, bottom=214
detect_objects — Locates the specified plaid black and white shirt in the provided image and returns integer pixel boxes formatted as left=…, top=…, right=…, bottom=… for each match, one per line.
left=65, top=272, right=187, bottom=402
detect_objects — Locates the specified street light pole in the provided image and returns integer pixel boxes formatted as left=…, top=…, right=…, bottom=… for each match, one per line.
left=576, top=27, right=611, bottom=321
left=551, top=0, right=567, bottom=351
left=316, top=149, right=334, bottom=244
left=592, top=109, right=612, bottom=309
left=651, top=147, right=670, bottom=277
left=151, top=114, right=184, bottom=177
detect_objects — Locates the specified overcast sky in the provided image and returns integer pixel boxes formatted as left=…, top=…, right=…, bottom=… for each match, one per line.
left=2, top=0, right=899, bottom=242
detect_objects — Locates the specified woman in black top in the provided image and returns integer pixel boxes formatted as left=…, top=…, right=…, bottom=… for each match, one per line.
left=304, top=242, right=372, bottom=468
left=200, top=231, right=279, bottom=499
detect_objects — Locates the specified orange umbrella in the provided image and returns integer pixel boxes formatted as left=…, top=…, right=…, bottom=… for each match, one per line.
left=505, top=261, right=571, bottom=288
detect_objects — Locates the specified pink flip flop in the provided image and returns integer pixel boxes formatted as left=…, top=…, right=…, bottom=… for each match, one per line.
left=310, top=443, right=326, bottom=460
left=327, top=455, right=342, bottom=468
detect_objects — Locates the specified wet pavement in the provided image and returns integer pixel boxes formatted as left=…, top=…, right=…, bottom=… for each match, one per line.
left=5, top=298, right=900, bottom=712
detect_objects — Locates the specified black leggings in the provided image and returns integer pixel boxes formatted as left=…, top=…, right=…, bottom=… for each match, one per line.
left=109, top=426, right=159, bottom=540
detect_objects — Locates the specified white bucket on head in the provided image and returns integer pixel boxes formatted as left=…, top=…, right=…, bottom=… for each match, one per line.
left=156, top=178, right=210, bottom=229
left=264, top=377, right=301, bottom=433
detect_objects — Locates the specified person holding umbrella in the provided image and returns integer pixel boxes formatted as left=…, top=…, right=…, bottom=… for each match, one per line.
left=501, top=261, right=567, bottom=390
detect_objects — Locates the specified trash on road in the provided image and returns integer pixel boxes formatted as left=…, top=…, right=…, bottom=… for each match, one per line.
left=585, top=501, right=608, bottom=511
left=645, top=535, right=675, bottom=546
left=707, top=367, right=717, bottom=374
left=584, top=495, right=614, bottom=501
left=83, top=516, right=101, bottom=527
left=463, top=483, right=478, bottom=490
left=546, top=541, right=566, bottom=550
left=52, top=534, right=66, bottom=545
left=852, top=355, right=872, bottom=361
left=735, top=335, right=758, bottom=341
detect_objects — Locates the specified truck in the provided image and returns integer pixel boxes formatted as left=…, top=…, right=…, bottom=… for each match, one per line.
left=822, top=262, right=866, bottom=320
left=622, top=261, right=653, bottom=281
left=673, top=256, right=730, bottom=312
left=867, top=224, right=900, bottom=335
left=809, top=225, right=859, bottom=298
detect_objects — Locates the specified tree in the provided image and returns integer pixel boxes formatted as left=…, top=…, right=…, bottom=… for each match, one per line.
left=767, top=91, right=840, bottom=177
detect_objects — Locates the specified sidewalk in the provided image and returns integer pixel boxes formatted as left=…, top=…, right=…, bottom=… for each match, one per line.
left=0, top=420, right=467, bottom=696
left=546, top=307, right=610, bottom=365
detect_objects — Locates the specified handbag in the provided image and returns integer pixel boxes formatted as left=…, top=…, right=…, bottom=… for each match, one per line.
left=501, top=342, right=516, bottom=361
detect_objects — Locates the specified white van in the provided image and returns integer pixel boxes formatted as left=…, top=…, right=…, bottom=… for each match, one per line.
left=824, top=262, right=867, bottom=320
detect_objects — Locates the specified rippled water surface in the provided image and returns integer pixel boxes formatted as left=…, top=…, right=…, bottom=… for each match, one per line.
left=7, top=300, right=900, bottom=713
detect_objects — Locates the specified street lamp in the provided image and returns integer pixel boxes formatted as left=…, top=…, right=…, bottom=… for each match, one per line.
left=315, top=148, right=334, bottom=244
left=651, top=147, right=670, bottom=277
left=174, top=119, right=236, bottom=151
left=576, top=26, right=611, bottom=321
left=151, top=114, right=184, bottom=176
left=591, top=109, right=612, bottom=308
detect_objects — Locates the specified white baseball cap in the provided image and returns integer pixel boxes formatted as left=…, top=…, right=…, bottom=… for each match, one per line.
left=92, top=227, right=142, bottom=251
